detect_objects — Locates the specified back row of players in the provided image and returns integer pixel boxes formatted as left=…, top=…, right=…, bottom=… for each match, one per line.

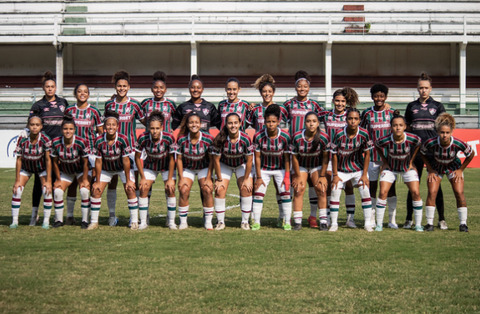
left=10, top=70, right=473, bottom=232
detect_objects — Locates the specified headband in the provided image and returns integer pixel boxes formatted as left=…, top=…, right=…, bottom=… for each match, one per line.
left=105, top=116, right=119, bottom=122
left=295, top=78, right=310, bottom=86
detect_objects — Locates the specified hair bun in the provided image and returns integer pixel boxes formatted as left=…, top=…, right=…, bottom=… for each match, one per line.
left=153, top=71, right=167, bottom=82
left=294, top=70, right=310, bottom=82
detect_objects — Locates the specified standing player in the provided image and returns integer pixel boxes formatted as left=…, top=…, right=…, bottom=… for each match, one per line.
left=329, top=108, right=373, bottom=232
left=135, top=111, right=177, bottom=230
left=218, top=77, right=250, bottom=130
left=283, top=70, right=324, bottom=228
left=375, top=111, right=424, bottom=232
left=64, top=84, right=103, bottom=225
left=50, top=115, right=91, bottom=229
left=211, top=113, right=254, bottom=230
left=290, top=112, right=329, bottom=231
left=421, top=113, right=474, bottom=232
left=10, top=113, right=52, bottom=229
left=252, top=104, right=292, bottom=231
left=88, top=110, right=138, bottom=230
left=104, top=70, right=146, bottom=226
left=404, top=72, right=446, bottom=229
left=176, top=112, right=215, bottom=230
left=361, top=84, right=398, bottom=229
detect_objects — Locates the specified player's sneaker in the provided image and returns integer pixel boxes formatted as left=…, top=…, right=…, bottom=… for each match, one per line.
left=108, top=216, right=118, bottom=227
left=364, top=224, right=374, bottom=232
left=438, top=220, right=448, bottom=230
left=52, top=221, right=64, bottom=228
left=178, top=222, right=188, bottom=230
left=403, top=220, right=413, bottom=229
left=138, top=223, right=148, bottom=230
left=308, top=215, right=318, bottom=228
left=130, top=222, right=139, bottom=230
left=41, top=223, right=50, bottom=230
left=329, top=224, right=338, bottom=232
left=424, top=224, right=434, bottom=232
left=388, top=222, right=398, bottom=229
left=276, top=217, right=284, bottom=228
left=293, top=223, right=302, bottom=231
left=251, top=223, right=261, bottom=231
left=346, top=220, right=357, bottom=229
left=241, top=222, right=250, bottom=230
left=204, top=222, right=213, bottom=230
left=81, top=221, right=89, bottom=229
left=374, top=224, right=383, bottom=232
left=319, top=223, right=328, bottom=231
left=414, top=225, right=424, bottom=232
left=283, top=223, right=292, bottom=231
left=87, top=223, right=99, bottom=230
left=168, top=223, right=178, bottom=230
left=9, top=223, right=18, bottom=229
left=65, top=217, right=76, bottom=226
left=215, top=222, right=225, bottom=230
left=459, top=224, right=469, bottom=232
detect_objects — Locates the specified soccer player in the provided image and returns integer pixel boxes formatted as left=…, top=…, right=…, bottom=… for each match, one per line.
left=290, top=112, right=329, bottom=231
left=176, top=111, right=215, bottom=230
left=284, top=70, right=325, bottom=228
left=320, top=87, right=359, bottom=228
left=104, top=70, right=146, bottom=226
left=172, top=74, right=221, bottom=132
left=330, top=108, right=373, bottom=232
left=375, top=111, right=424, bottom=232
left=10, top=113, right=52, bottom=229
left=405, top=72, right=447, bottom=230
left=421, top=113, right=474, bottom=232
left=211, top=113, right=254, bottom=230
left=50, top=114, right=91, bottom=229
left=135, top=111, right=176, bottom=230
left=218, top=77, right=250, bottom=131
left=88, top=110, right=138, bottom=230
left=361, top=84, right=398, bottom=229
left=63, top=84, right=103, bottom=225
left=252, top=104, right=292, bottom=231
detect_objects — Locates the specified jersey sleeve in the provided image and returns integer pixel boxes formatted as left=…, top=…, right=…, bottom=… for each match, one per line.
left=81, top=139, right=90, bottom=156
left=279, top=104, right=289, bottom=123
left=363, top=133, right=374, bottom=152
left=360, top=109, right=369, bottom=129
left=14, top=141, right=23, bottom=157
left=49, top=145, right=57, bottom=157
left=171, top=104, right=184, bottom=130
left=93, top=107, right=103, bottom=127
left=134, top=134, right=145, bottom=153
left=134, top=103, right=145, bottom=120
left=321, top=132, right=330, bottom=152
left=404, top=103, right=414, bottom=126
left=458, top=139, right=473, bottom=158
left=210, top=104, right=222, bottom=129
left=375, top=135, right=389, bottom=149
left=330, top=136, right=338, bottom=154
left=122, top=140, right=132, bottom=157
left=209, top=144, right=222, bottom=156
left=420, top=139, right=432, bottom=156
left=244, top=137, right=254, bottom=156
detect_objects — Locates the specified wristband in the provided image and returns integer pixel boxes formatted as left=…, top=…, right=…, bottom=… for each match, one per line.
left=215, top=179, right=223, bottom=182
left=320, top=175, right=325, bottom=177
left=284, top=172, right=290, bottom=179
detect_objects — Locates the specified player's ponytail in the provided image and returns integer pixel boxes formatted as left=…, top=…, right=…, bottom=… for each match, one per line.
left=253, top=74, right=276, bottom=93
left=435, top=112, right=455, bottom=131
left=189, top=74, right=203, bottom=88
left=294, top=70, right=311, bottom=86
left=28, top=109, right=43, bottom=124
left=333, top=87, right=359, bottom=108
left=153, top=71, right=167, bottom=85
left=390, top=109, right=406, bottom=126
left=42, top=71, right=56, bottom=86
left=61, top=113, right=76, bottom=127
left=418, top=71, right=432, bottom=86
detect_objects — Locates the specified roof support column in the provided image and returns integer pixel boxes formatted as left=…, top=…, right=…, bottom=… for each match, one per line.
left=459, top=41, right=467, bottom=114
left=191, top=41, right=198, bottom=76
left=324, top=41, right=333, bottom=109
left=55, top=43, right=64, bottom=96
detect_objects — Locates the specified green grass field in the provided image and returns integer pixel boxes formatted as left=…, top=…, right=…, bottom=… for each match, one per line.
left=1, top=168, right=479, bottom=313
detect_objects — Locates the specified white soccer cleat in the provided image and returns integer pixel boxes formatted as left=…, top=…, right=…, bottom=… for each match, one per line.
left=130, top=222, right=139, bottom=230
left=346, top=220, right=357, bottom=229
left=204, top=222, right=213, bottom=230
left=329, top=224, right=338, bottom=232
left=241, top=222, right=250, bottom=230
left=168, top=223, right=178, bottom=230
left=364, top=224, right=374, bottom=232
left=215, top=222, right=225, bottom=230
left=138, top=223, right=148, bottom=230
left=87, top=223, right=99, bottom=230
left=388, top=222, right=399, bottom=229
left=178, top=222, right=188, bottom=230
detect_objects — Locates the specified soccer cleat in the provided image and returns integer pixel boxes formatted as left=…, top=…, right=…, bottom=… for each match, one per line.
left=81, top=221, right=89, bottom=229
left=293, top=223, right=302, bottom=231
left=130, top=222, right=139, bottom=230
left=364, top=225, right=374, bottom=232
left=204, top=221, right=213, bottom=230
left=345, top=220, right=357, bottom=229
left=128, top=218, right=132, bottom=228
left=414, top=225, right=424, bottom=232
left=241, top=222, right=250, bottom=230
left=65, top=217, right=76, bottom=226
left=403, top=220, right=413, bottom=229
left=319, top=223, right=328, bottom=231
left=215, top=222, right=225, bottom=231
left=438, top=220, right=448, bottom=230
left=9, top=223, right=18, bottom=229
left=374, top=224, right=383, bottom=232
left=424, top=224, right=434, bottom=232
left=308, top=215, right=318, bottom=228
left=52, top=221, right=64, bottom=228
left=329, top=224, right=338, bottom=232
left=276, top=217, right=284, bottom=228
left=251, top=223, right=261, bottom=231
left=41, top=223, right=50, bottom=230
left=178, top=222, right=188, bottom=230
left=29, top=216, right=38, bottom=226
left=87, top=223, right=99, bottom=230
left=138, top=223, right=148, bottom=230
left=283, top=223, right=292, bottom=231
left=459, top=224, right=469, bottom=232
left=388, top=222, right=398, bottom=229
left=168, top=223, right=178, bottom=230
left=327, top=216, right=331, bottom=227
left=108, top=216, right=119, bottom=227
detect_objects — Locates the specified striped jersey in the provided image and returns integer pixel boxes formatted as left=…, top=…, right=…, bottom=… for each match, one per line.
left=210, top=131, right=254, bottom=168
left=319, top=110, right=347, bottom=143
left=64, top=104, right=103, bottom=151
left=331, top=127, right=373, bottom=173
left=135, top=131, right=175, bottom=172
left=254, top=128, right=291, bottom=171
left=104, top=97, right=144, bottom=149
left=14, top=132, right=52, bottom=173
left=50, top=136, right=90, bottom=174
left=141, top=98, right=176, bottom=133
left=361, top=106, right=395, bottom=162
left=376, top=132, right=421, bottom=172
left=176, top=131, right=214, bottom=171
left=283, top=98, right=324, bottom=136
left=421, top=136, right=473, bottom=175
left=93, top=133, right=132, bottom=172
left=218, top=99, right=250, bottom=131
left=246, top=103, right=288, bottom=132
left=290, top=129, right=330, bottom=169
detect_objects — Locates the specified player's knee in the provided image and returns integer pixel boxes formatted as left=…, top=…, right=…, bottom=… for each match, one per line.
left=54, top=188, right=64, bottom=202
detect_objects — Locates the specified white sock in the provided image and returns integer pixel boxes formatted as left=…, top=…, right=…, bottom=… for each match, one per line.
left=413, top=200, right=423, bottom=227
left=128, top=198, right=138, bottom=224
left=90, top=197, right=101, bottom=223
left=43, top=192, right=52, bottom=225
left=204, top=207, right=214, bottom=225
left=214, top=198, right=226, bottom=224
left=371, top=197, right=377, bottom=225
left=425, top=206, right=435, bottom=225
left=253, top=189, right=265, bottom=224
left=345, top=194, right=355, bottom=218
left=80, top=187, right=90, bottom=223
left=308, top=187, right=318, bottom=217
left=107, top=189, right=117, bottom=217
left=66, top=196, right=76, bottom=218
left=139, top=197, right=149, bottom=226
left=330, top=190, right=342, bottom=226
left=240, top=196, right=252, bottom=223
left=54, top=188, right=64, bottom=223
left=319, top=208, right=327, bottom=224
left=31, top=206, right=39, bottom=219
left=359, top=186, right=372, bottom=227
left=458, top=207, right=467, bottom=225
left=294, top=211, right=302, bottom=224
left=11, top=187, right=23, bottom=225
left=376, top=198, right=387, bottom=226
left=179, top=206, right=189, bottom=224
left=276, top=194, right=283, bottom=219
left=167, top=197, right=176, bottom=225
left=281, top=193, right=292, bottom=225
left=387, top=196, right=397, bottom=225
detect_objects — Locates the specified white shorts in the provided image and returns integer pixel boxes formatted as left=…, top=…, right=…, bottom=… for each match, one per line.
left=59, top=171, right=84, bottom=183
left=128, top=152, right=138, bottom=171
left=368, top=161, right=383, bottom=181
left=334, top=171, right=368, bottom=190
left=327, top=160, right=333, bottom=172
left=296, top=165, right=322, bottom=175
left=182, top=168, right=209, bottom=181
left=20, top=170, right=47, bottom=178
left=216, top=162, right=253, bottom=181
left=380, top=169, right=419, bottom=183
left=256, top=169, right=288, bottom=194
left=143, top=168, right=176, bottom=182
left=88, top=154, right=97, bottom=168
left=100, top=169, right=135, bottom=184
left=434, top=171, right=461, bottom=181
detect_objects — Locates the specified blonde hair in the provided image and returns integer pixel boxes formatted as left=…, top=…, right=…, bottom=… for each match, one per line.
left=252, top=74, right=276, bottom=92
left=435, top=112, right=455, bottom=131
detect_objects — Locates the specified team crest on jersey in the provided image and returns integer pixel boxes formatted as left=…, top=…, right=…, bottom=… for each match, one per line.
left=429, top=108, right=437, bottom=115
left=278, top=143, right=283, bottom=149
left=163, top=105, right=168, bottom=112
left=160, top=146, right=165, bottom=152
left=73, top=150, right=78, bottom=157
left=386, top=115, right=391, bottom=121
left=199, top=148, right=204, bottom=154
left=405, top=147, right=410, bottom=153
left=238, top=146, right=243, bottom=153
left=450, top=151, right=455, bottom=157
left=116, top=147, right=121, bottom=154
left=125, top=107, right=131, bottom=114
left=86, top=113, right=91, bottom=119
left=262, top=143, right=268, bottom=150
left=38, top=147, right=43, bottom=153
left=59, top=105, right=65, bottom=112
left=202, top=108, right=210, bottom=116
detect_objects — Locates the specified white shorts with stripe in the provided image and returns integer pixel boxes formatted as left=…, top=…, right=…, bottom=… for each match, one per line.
left=216, top=162, right=253, bottom=181
left=379, top=169, right=419, bottom=183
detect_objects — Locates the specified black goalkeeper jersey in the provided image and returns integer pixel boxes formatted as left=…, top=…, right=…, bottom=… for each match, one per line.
left=29, top=95, right=69, bottom=139
left=171, top=98, right=221, bottom=132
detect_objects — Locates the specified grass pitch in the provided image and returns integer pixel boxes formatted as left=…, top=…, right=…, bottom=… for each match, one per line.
left=0, top=168, right=479, bottom=313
